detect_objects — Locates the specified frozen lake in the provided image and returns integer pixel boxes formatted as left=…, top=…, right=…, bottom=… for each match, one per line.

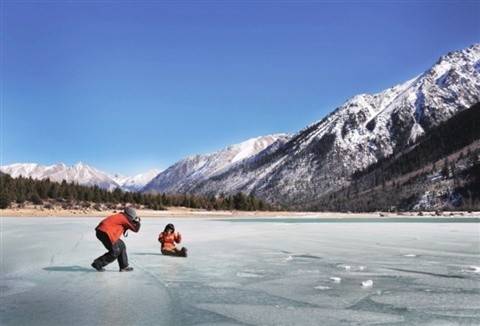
left=1, top=217, right=479, bottom=325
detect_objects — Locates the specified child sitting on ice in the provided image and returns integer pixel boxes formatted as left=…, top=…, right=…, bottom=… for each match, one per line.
left=158, top=223, right=187, bottom=257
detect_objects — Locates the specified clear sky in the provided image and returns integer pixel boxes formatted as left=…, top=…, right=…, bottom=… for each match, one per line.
left=2, top=0, right=479, bottom=175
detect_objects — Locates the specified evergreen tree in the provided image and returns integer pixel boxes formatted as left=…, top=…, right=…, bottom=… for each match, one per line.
left=30, top=191, right=43, bottom=205
left=112, top=187, right=123, bottom=203
left=48, top=182, right=58, bottom=199
left=0, top=187, right=12, bottom=209
left=441, top=158, right=450, bottom=177
left=0, top=173, right=272, bottom=212
left=233, top=192, right=248, bottom=210
left=123, top=191, right=134, bottom=204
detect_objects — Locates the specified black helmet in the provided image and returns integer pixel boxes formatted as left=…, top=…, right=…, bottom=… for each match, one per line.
left=124, top=207, right=137, bottom=221
left=165, top=223, right=175, bottom=232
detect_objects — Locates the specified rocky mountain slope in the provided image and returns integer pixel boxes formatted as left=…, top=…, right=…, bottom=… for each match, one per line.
left=311, top=102, right=480, bottom=212
left=112, top=169, right=161, bottom=192
left=189, top=44, right=480, bottom=207
left=142, top=134, right=290, bottom=194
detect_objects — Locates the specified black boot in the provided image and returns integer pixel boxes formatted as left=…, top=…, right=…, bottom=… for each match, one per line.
left=119, top=266, right=134, bottom=272
left=180, top=247, right=188, bottom=258
left=91, top=261, right=105, bottom=272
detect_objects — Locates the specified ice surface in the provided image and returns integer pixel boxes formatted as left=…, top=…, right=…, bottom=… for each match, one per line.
left=1, top=217, right=479, bottom=325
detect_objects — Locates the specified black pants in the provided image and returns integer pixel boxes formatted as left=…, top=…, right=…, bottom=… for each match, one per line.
left=161, top=247, right=187, bottom=257
left=93, top=230, right=128, bottom=269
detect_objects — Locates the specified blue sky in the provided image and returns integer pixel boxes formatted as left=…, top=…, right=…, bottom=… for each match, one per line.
left=2, top=1, right=479, bottom=175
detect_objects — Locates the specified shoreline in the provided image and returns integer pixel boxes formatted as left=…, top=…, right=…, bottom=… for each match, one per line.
left=1, top=207, right=479, bottom=218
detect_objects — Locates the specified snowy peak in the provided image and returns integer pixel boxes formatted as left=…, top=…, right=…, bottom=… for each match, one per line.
left=330, top=44, right=479, bottom=153
left=142, top=134, right=290, bottom=193
left=0, top=162, right=121, bottom=190
left=229, top=135, right=287, bottom=163
left=0, top=163, right=41, bottom=178
left=328, top=44, right=480, bottom=145
left=119, top=169, right=161, bottom=192
left=0, top=163, right=160, bottom=192
left=186, top=44, right=480, bottom=207
left=432, top=43, right=480, bottom=75
left=111, top=173, right=130, bottom=186
left=211, top=134, right=290, bottom=166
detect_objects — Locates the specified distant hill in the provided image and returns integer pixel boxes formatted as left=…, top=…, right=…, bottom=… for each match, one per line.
left=0, top=162, right=159, bottom=192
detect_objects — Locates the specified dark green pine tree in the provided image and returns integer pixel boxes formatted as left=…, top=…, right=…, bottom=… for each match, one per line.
left=29, top=191, right=43, bottom=205
left=0, top=182, right=12, bottom=209
left=123, top=191, right=134, bottom=204
left=441, top=158, right=450, bottom=177
left=233, top=192, right=248, bottom=210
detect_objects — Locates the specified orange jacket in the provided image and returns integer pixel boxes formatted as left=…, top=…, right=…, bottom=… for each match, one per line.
left=96, top=213, right=140, bottom=243
left=158, top=231, right=181, bottom=251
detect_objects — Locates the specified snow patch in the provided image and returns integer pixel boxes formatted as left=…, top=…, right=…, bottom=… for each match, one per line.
left=463, top=266, right=480, bottom=273
left=236, top=271, right=263, bottom=278
left=361, top=280, right=374, bottom=288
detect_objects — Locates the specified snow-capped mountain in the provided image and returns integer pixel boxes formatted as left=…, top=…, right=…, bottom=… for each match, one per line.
left=142, top=134, right=290, bottom=194
left=4, top=44, right=478, bottom=207
left=0, top=162, right=122, bottom=190
left=114, top=169, right=161, bottom=192
left=0, top=162, right=160, bottom=192
left=189, top=44, right=480, bottom=207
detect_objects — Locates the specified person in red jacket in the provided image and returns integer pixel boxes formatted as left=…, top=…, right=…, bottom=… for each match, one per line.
left=158, top=223, right=187, bottom=257
left=91, top=207, right=141, bottom=272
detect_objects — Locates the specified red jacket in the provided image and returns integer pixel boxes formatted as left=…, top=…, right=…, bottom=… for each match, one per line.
left=96, top=213, right=140, bottom=243
left=158, top=231, right=181, bottom=251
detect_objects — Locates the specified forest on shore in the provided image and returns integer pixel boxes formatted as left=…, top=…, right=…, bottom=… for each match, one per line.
left=0, top=174, right=273, bottom=212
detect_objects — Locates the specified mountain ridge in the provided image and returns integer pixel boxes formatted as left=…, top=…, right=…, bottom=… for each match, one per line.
left=142, top=134, right=291, bottom=194
left=3, top=44, right=479, bottom=210
left=186, top=44, right=480, bottom=207
left=0, top=162, right=160, bottom=192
